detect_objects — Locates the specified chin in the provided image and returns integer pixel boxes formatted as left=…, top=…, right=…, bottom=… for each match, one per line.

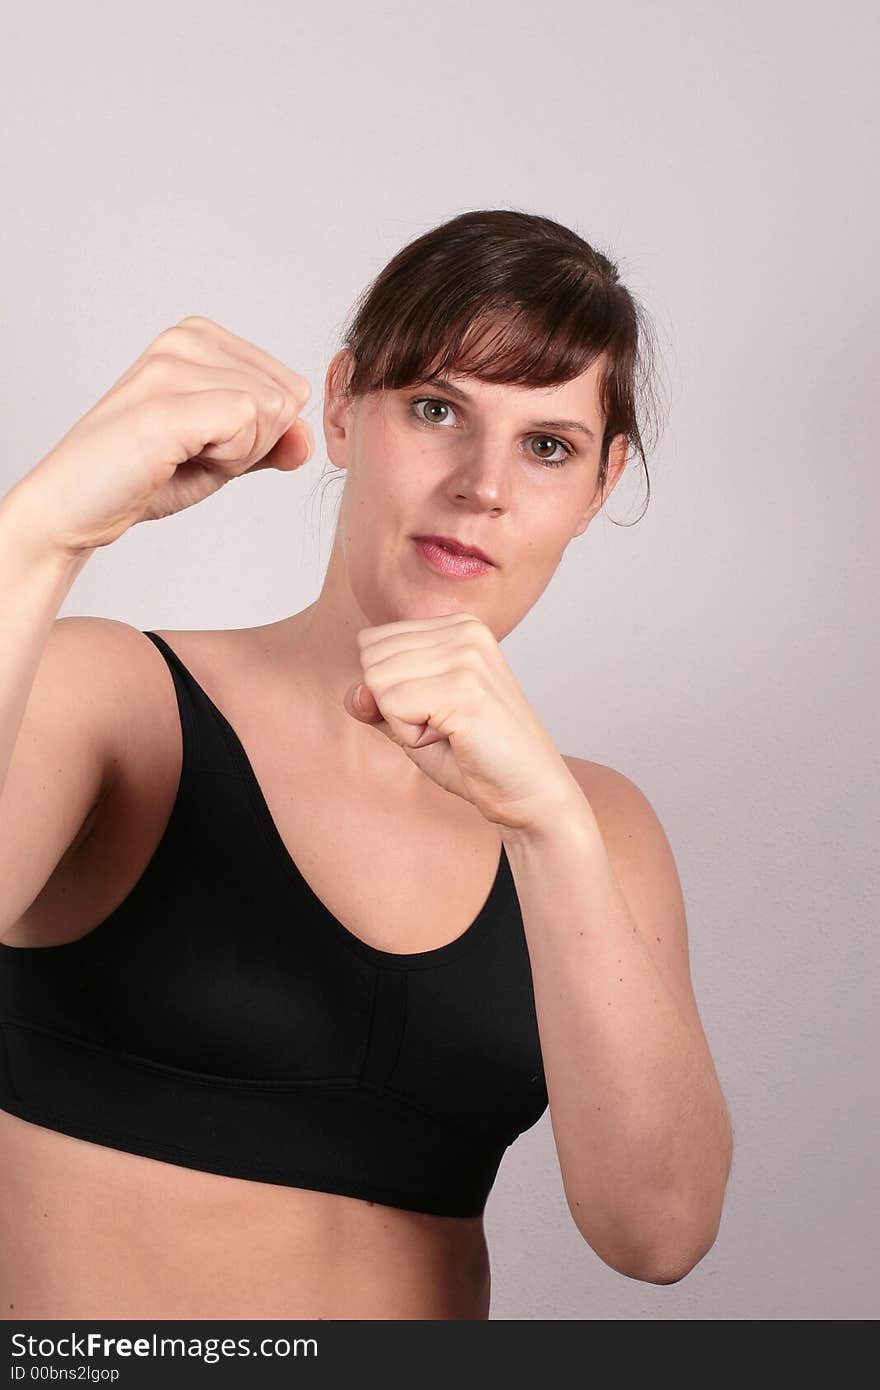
left=356, top=580, right=468, bottom=628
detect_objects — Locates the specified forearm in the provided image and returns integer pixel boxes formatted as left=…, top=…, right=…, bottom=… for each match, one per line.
left=501, top=792, right=732, bottom=1281
left=0, top=482, right=93, bottom=800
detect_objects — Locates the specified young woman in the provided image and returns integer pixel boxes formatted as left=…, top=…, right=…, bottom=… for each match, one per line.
left=0, top=209, right=733, bottom=1320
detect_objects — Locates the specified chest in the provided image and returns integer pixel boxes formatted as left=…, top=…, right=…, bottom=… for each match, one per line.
left=0, top=630, right=550, bottom=1189
left=10, top=692, right=506, bottom=959
left=228, top=733, right=510, bottom=957
left=2, top=731, right=546, bottom=1150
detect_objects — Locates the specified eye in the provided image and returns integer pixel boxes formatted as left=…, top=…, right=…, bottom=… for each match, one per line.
left=411, top=396, right=458, bottom=428
left=526, top=434, right=573, bottom=468
left=408, top=396, right=573, bottom=469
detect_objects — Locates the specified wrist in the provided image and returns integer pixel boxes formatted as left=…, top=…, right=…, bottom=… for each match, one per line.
left=0, top=482, right=95, bottom=575
left=499, top=772, right=600, bottom=850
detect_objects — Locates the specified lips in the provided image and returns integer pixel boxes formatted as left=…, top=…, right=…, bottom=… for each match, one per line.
left=413, top=534, right=495, bottom=566
left=413, top=538, right=494, bottom=580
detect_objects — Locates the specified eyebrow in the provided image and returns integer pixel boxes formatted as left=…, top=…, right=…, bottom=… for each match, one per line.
left=409, top=375, right=597, bottom=442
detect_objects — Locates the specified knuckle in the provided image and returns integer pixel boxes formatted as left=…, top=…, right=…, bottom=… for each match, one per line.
left=462, top=668, right=483, bottom=698
left=290, top=373, right=311, bottom=405
left=176, top=314, right=214, bottom=331
left=132, top=394, right=169, bottom=434
left=137, top=352, right=177, bottom=384
left=150, top=328, right=177, bottom=352
left=155, top=324, right=200, bottom=353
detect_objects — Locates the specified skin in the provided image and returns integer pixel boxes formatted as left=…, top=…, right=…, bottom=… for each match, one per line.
left=1, top=348, right=632, bottom=1321
left=277, top=347, right=629, bottom=752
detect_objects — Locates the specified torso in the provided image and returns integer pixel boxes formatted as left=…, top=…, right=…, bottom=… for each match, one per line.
left=1, top=616, right=566, bottom=1320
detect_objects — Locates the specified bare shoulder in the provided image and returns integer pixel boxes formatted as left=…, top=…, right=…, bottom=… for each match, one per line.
left=58, top=617, right=237, bottom=837
left=561, top=754, right=703, bottom=1030
left=60, top=615, right=184, bottom=717
left=560, top=753, right=654, bottom=821
left=144, top=622, right=275, bottom=676
left=50, top=617, right=183, bottom=844
left=560, top=753, right=681, bottom=883
left=57, top=613, right=172, bottom=670
left=100, top=619, right=254, bottom=743
left=560, top=753, right=627, bottom=797
left=49, top=615, right=163, bottom=751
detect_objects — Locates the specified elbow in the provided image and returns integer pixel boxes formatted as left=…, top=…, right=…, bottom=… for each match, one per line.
left=630, top=1241, right=712, bottom=1286
left=635, top=1205, right=726, bottom=1285
left=576, top=1129, right=734, bottom=1285
left=610, top=1224, right=721, bottom=1286
left=633, top=1128, right=734, bottom=1284
left=591, top=1239, right=707, bottom=1286
left=584, top=1197, right=727, bottom=1286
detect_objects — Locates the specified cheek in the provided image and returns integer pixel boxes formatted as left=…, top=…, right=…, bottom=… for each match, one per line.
left=343, top=461, right=412, bottom=550
left=522, top=528, right=571, bottom=586
left=368, top=446, right=429, bottom=514
left=345, top=453, right=394, bottom=513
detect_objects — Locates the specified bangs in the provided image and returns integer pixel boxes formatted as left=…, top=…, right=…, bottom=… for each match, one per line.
left=347, top=294, right=615, bottom=400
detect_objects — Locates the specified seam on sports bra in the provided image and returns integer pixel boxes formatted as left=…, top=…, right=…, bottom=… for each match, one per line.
left=357, top=1075, right=518, bottom=1148
left=0, top=1016, right=518, bottom=1148
left=0, top=1022, right=18, bottom=1103
left=0, top=1018, right=357, bottom=1092
left=386, top=974, right=408, bottom=1082
left=0, top=1098, right=492, bottom=1214
left=359, top=968, right=381, bottom=1080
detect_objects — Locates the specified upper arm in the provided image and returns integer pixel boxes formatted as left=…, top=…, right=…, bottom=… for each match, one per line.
left=0, top=615, right=131, bottom=941
left=563, top=756, right=704, bottom=1038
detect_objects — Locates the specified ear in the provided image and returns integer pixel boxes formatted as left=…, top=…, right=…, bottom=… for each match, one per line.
left=571, top=434, right=629, bottom=539
left=323, top=348, right=357, bottom=469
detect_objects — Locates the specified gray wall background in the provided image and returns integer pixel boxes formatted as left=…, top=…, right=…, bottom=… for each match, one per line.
left=2, top=0, right=877, bottom=1319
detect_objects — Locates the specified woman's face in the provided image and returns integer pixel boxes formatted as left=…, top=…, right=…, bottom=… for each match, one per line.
left=322, top=349, right=628, bottom=640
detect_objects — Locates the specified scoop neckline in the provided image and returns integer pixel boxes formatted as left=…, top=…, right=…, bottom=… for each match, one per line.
left=144, top=631, right=515, bottom=972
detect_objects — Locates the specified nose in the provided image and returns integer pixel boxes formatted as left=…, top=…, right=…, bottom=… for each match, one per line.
left=447, top=442, right=510, bottom=511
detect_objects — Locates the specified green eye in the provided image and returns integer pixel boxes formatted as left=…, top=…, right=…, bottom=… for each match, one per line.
left=412, top=398, right=452, bottom=425
left=409, top=397, right=572, bottom=469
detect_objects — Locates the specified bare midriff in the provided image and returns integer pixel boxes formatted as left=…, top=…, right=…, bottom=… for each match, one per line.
left=0, top=1109, right=491, bottom=1320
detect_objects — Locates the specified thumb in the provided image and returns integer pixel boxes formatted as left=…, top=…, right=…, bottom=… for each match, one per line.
left=345, top=681, right=382, bottom=723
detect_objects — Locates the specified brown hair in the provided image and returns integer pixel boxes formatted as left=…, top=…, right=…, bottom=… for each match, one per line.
left=314, top=207, right=666, bottom=527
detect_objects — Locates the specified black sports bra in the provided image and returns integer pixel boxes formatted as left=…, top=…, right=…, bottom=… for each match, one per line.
left=0, top=630, right=548, bottom=1218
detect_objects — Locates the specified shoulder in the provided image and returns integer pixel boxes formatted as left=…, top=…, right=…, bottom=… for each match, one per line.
left=64, top=619, right=203, bottom=797
left=560, top=753, right=679, bottom=878
left=57, top=616, right=188, bottom=706
left=48, top=616, right=163, bottom=730
left=561, top=755, right=701, bottom=1029
left=144, top=623, right=272, bottom=681
left=561, top=754, right=658, bottom=825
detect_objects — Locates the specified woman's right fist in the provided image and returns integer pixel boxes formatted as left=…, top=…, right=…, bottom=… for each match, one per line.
left=8, top=316, right=315, bottom=555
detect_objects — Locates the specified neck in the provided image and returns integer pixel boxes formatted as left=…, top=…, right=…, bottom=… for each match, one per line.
left=261, top=532, right=425, bottom=786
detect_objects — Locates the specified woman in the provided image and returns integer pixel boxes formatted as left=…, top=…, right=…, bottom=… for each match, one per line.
left=0, top=209, right=733, bottom=1319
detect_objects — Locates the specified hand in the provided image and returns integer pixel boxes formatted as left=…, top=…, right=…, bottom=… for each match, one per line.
left=8, top=315, right=314, bottom=557
left=343, top=611, right=580, bottom=833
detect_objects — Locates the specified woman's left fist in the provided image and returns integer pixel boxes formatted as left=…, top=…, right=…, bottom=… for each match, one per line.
left=344, top=611, right=579, bottom=833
